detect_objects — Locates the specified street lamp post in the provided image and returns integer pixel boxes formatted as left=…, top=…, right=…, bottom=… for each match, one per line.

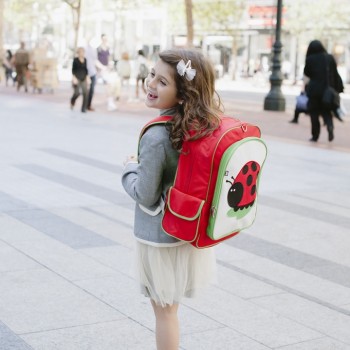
left=264, top=0, right=285, bottom=111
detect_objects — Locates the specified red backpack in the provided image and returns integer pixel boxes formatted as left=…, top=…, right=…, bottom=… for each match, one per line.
left=139, top=115, right=267, bottom=248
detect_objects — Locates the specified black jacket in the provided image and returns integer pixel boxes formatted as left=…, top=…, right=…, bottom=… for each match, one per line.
left=304, top=53, right=343, bottom=98
left=72, top=57, right=88, bottom=81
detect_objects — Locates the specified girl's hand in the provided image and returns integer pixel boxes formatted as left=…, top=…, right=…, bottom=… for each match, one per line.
left=123, top=155, right=137, bottom=166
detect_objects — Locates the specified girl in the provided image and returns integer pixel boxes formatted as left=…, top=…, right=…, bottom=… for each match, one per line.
left=121, top=49, right=220, bottom=350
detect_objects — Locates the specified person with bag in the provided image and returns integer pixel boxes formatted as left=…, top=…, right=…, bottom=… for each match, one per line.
left=70, top=47, right=89, bottom=113
left=289, top=89, right=309, bottom=124
left=121, top=49, right=220, bottom=350
left=303, top=40, right=344, bottom=142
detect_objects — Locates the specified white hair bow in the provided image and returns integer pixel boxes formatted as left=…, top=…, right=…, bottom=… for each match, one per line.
left=176, top=59, right=196, bottom=81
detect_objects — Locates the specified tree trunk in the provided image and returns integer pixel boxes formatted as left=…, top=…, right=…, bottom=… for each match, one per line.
left=0, top=0, right=4, bottom=65
left=63, top=0, right=81, bottom=54
left=184, top=0, right=194, bottom=48
left=72, top=0, right=81, bottom=53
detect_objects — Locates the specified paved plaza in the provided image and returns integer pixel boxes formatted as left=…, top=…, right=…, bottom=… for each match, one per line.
left=0, top=80, right=350, bottom=350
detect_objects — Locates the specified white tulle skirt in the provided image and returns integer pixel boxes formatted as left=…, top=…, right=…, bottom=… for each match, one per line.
left=134, top=241, right=216, bottom=307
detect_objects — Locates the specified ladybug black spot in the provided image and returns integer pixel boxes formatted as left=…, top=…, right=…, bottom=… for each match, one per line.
left=246, top=175, right=253, bottom=186
left=242, top=165, right=249, bottom=175
left=227, top=182, right=243, bottom=209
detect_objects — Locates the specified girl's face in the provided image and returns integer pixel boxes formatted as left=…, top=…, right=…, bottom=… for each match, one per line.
left=145, top=59, right=180, bottom=110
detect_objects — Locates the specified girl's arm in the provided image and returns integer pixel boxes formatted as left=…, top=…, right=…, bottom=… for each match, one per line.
left=122, top=128, right=166, bottom=207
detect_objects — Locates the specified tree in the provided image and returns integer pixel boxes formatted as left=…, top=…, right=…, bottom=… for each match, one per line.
left=0, top=0, right=4, bottom=65
left=284, top=0, right=350, bottom=81
left=193, top=0, right=246, bottom=79
left=185, top=0, right=194, bottom=47
left=62, top=0, right=81, bottom=53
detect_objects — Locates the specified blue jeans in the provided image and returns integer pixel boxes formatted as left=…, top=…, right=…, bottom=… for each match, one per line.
left=87, top=75, right=96, bottom=108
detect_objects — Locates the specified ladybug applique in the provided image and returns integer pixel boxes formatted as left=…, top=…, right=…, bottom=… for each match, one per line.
left=226, top=161, right=260, bottom=211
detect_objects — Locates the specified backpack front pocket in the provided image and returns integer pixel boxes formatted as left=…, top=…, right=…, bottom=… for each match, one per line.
left=162, top=186, right=205, bottom=242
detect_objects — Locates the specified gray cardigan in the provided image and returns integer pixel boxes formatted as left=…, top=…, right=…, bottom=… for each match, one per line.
left=121, top=116, right=182, bottom=246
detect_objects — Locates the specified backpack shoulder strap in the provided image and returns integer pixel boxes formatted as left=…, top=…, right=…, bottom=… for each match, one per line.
left=139, top=116, right=172, bottom=139
left=138, top=116, right=172, bottom=154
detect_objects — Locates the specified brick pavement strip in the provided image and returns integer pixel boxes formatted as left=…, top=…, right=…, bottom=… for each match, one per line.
left=0, top=79, right=349, bottom=152
left=1, top=83, right=350, bottom=350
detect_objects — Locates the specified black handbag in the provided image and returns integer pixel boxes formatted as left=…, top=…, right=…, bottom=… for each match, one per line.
left=322, top=86, right=339, bottom=110
left=322, top=54, right=340, bottom=109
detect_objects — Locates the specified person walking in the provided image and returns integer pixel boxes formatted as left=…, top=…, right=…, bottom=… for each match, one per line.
left=70, top=47, right=89, bottom=113
left=85, top=38, right=98, bottom=111
left=14, top=42, right=30, bottom=92
left=117, top=52, right=132, bottom=101
left=135, top=49, right=149, bottom=99
left=303, top=40, right=344, bottom=142
left=3, top=49, right=15, bottom=86
left=97, top=34, right=110, bottom=84
left=122, top=48, right=218, bottom=350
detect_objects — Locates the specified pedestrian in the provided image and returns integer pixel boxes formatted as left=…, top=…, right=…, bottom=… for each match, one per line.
left=70, top=47, right=89, bottom=113
left=117, top=52, right=132, bottom=101
left=121, top=48, right=218, bottom=350
left=135, top=49, right=149, bottom=99
left=289, top=85, right=309, bottom=124
left=97, top=34, right=110, bottom=84
left=85, top=38, right=98, bottom=111
left=3, top=49, right=15, bottom=86
left=106, top=61, right=121, bottom=111
left=14, top=42, right=30, bottom=92
left=303, top=40, right=344, bottom=142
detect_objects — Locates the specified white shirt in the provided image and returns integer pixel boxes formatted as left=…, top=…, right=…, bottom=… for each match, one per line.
left=85, top=44, right=98, bottom=77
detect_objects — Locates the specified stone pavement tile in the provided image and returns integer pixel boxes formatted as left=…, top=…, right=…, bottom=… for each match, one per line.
left=225, top=250, right=350, bottom=306
left=38, top=147, right=123, bottom=174
left=276, top=337, right=350, bottom=350
left=181, top=327, right=270, bottom=350
left=0, top=321, right=33, bottom=350
left=260, top=139, right=350, bottom=193
left=81, top=245, right=134, bottom=277
left=75, top=272, right=224, bottom=336
left=75, top=272, right=155, bottom=330
left=252, top=205, right=350, bottom=266
left=13, top=238, right=118, bottom=282
left=214, top=262, right=282, bottom=300
left=0, top=269, right=123, bottom=334
left=10, top=207, right=116, bottom=249
left=183, top=286, right=322, bottom=349
left=227, top=232, right=350, bottom=290
left=21, top=319, right=155, bottom=350
left=15, top=164, right=128, bottom=206
left=50, top=205, right=135, bottom=247
left=251, top=293, right=350, bottom=345
left=25, top=150, right=124, bottom=197
left=279, top=191, right=350, bottom=219
left=0, top=215, right=47, bottom=243
left=0, top=167, right=109, bottom=209
left=0, top=241, right=41, bottom=273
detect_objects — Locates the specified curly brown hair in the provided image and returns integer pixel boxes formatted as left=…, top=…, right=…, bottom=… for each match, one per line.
left=159, top=49, right=223, bottom=151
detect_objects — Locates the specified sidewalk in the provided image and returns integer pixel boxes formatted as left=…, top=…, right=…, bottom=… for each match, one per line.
left=1, top=77, right=349, bottom=153
left=1, top=80, right=350, bottom=350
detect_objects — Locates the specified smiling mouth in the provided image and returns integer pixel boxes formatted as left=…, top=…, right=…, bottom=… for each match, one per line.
left=147, top=92, right=158, bottom=99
